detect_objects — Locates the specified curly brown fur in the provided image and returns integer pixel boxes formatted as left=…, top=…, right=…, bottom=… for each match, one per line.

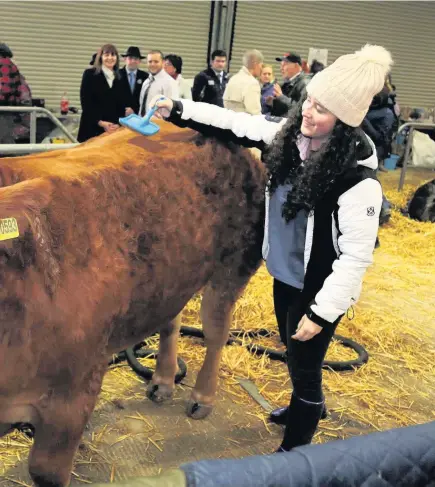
left=263, top=102, right=360, bottom=221
left=0, top=123, right=266, bottom=366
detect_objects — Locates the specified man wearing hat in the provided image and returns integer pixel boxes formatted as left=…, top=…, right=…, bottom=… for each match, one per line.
left=119, top=46, right=149, bottom=115
left=268, top=51, right=309, bottom=117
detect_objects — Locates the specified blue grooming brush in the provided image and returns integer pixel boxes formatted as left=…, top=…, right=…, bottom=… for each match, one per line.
left=119, top=97, right=165, bottom=136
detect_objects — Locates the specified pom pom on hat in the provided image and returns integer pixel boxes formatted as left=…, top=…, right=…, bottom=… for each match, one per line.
left=307, top=45, right=394, bottom=127
left=355, top=44, right=393, bottom=71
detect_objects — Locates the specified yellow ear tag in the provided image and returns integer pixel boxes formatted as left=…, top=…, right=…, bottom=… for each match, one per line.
left=0, top=218, right=19, bottom=241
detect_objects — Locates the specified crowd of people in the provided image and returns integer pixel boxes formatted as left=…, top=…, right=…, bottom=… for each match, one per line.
left=1, top=40, right=400, bottom=166
left=75, top=43, right=326, bottom=142
left=79, top=44, right=323, bottom=139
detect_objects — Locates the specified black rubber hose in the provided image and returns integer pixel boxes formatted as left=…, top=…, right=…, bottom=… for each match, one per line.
left=111, top=326, right=369, bottom=382
left=180, top=326, right=369, bottom=370
left=124, top=344, right=187, bottom=384
left=323, top=334, right=369, bottom=371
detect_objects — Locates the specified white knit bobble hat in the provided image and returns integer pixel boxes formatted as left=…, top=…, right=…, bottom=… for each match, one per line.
left=306, top=45, right=394, bottom=127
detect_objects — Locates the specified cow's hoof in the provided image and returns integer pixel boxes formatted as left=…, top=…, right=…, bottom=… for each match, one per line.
left=186, top=399, right=213, bottom=419
left=146, top=383, right=173, bottom=403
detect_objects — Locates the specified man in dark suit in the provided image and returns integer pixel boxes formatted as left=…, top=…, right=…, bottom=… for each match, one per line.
left=119, top=46, right=148, bottom=115
left=192, top=49, right=229, bottom=107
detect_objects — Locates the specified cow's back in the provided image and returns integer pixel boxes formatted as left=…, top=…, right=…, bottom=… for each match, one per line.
left=0, top=122, right=207, bottom=184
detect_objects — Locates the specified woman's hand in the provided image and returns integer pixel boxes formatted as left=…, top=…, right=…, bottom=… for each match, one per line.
left=125, top=107, right=134, bottom=116
left=99, top=121, right=119, bottom=133
left=148, top=95, right=174, bottom=119
left=291, top=315, right=323, bottom=341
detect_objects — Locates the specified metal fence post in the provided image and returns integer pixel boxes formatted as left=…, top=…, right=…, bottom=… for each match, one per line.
left=0, top=106, right=78, bottom=143
left=29, top=110, right=37, bottom=144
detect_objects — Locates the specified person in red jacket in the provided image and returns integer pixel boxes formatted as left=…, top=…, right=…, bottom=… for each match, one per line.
left=0, top=43, right=32, bottom=143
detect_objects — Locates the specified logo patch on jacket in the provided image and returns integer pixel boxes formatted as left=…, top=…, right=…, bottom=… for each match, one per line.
left=367, top=206, right=375, bottom=216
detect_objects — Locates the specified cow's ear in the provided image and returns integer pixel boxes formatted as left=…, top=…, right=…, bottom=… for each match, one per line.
left=0, top=179, right=59, bottom=294
left=0, top=178, right=51, bottom=269
left=0, top=213, right=60, bottom=296
left=0, top=215, right=35, bottom=270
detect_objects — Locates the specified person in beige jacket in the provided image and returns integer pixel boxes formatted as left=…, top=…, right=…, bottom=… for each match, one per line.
left=223, top=49, right=264, bottom=115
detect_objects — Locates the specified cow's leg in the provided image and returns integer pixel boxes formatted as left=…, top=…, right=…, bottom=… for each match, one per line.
left=187, top=238, right=264, bottom=420
left=147, top=312, right=182, bottom=403
left=186, top=220, right=264, bottom=420
left=186, top=283, right=234, bottom=419
left=28, top=366, right=104, bottom=487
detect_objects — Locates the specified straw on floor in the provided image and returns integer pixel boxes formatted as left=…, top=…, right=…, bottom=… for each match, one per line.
left=1, top=174, right=434, bottom=476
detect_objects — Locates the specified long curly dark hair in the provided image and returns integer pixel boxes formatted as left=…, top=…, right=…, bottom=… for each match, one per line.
left=263, top=102, right=361, bottom=222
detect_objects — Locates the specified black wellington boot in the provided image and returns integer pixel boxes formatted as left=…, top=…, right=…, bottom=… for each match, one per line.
left=269, top=403, right=328, bottom=426
left=276, top=394, right=324, bottom=452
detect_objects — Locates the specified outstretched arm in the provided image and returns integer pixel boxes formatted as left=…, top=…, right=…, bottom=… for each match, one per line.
left=151, top=96, right=286, bottom=150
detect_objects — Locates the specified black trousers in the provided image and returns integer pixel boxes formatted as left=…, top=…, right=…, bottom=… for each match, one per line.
left=273, top=279, right=341, bottom=403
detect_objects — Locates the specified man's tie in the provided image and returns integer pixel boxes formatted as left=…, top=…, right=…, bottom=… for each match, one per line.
left=140, top=75, right=154, bottom=117
left=129, top=71, right=135, bottom=93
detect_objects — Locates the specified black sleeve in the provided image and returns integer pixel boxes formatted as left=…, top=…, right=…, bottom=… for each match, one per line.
left=272, top=95, right=293, bottom=116
left=80, top=70, right=101, bottom=126
left=166, top=101, right=267, bottom=151
left=361, top=118, right=380, bottom=145
left=191, top=73, right=206, bottom=102
left=80, top=69, right=92, bottom=107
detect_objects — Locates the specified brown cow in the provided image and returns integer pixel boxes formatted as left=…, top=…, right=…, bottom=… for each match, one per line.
left=0, top=123, right=266, bottom=486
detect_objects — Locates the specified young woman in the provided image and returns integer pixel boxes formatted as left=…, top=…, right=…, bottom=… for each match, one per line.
left=260, top=64, right=275, bottom=115
left=78, top=44, right=125, bottom=142
left=150, top=45, right=391, bottom=452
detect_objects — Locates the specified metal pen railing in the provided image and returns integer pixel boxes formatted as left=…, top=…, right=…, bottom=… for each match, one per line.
left=0, top=106, right=79, bottom=155
left=397, top=121, right=435, bottom=191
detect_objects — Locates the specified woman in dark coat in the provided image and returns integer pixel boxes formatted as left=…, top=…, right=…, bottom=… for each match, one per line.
left=77, top=44, right=126, bottom=142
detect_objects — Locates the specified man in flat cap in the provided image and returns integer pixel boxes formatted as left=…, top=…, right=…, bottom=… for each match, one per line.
left=268, top=51, right=309, bottom=117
